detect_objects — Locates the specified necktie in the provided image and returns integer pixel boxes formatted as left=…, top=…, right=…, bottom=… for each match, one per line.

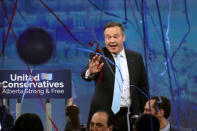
left=111, top=54, right=123, bottom=114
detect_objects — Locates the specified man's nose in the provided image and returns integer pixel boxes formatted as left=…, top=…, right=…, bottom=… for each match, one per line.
left=94, top=126, right=98, bottom=131
left=109, top=37, right=116, bottom=42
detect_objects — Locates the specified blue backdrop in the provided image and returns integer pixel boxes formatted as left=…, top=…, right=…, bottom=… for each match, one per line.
left=0, top=0, right=197, bottom=130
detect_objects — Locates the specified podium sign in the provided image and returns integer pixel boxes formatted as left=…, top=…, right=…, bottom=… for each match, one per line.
left=0, top=70, right=72, bottom=98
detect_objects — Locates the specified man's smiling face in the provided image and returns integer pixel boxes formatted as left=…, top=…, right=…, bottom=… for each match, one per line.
left=104, top=26, right=125, bottom=54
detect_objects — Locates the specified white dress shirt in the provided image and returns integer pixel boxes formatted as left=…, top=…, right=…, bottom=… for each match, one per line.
left=112, top=48, right=131, bottom=107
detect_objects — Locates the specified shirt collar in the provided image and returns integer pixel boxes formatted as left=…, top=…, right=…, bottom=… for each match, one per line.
left=112, top=48, right=126, bottom=58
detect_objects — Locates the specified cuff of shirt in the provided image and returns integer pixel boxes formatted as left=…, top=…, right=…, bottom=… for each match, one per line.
left=85, top=69, right=95, bottom=79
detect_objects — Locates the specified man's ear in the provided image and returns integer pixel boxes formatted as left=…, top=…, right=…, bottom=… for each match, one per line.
left=123, top=33, right=126, bottom=42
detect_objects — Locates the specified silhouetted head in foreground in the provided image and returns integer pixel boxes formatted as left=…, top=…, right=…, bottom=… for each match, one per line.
left=14, top=113, right=44, bottom=131
left=133, top=114, right=160, bottom=131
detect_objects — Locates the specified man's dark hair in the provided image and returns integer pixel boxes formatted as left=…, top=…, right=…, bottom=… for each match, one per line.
left=134, top=114, right=160, bottom=131
left=151, top=96, right=171, bottom=118
left=104, top=22, right=125, bottom=35
left=94, top=110, right=114, bottom=127
left=14, top=113, right=44, bottom=131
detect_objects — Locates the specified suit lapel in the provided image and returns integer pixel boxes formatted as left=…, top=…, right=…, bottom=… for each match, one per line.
left=125, top=49, right=135, bottom=84
left=102, top=47, right=115, bottom=72
left=125, top=49, right=136, bottom=101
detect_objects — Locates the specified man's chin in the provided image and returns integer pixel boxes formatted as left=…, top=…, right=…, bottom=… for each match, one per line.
left=109, top=49, right=117, bottom=54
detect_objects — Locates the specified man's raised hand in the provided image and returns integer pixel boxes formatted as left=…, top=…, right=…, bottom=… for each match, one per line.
left=88, top=55, right=104, bottom=76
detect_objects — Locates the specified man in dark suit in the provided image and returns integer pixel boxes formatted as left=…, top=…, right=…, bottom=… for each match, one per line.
left=144, top=96, right=177, bottom=131
left=81, top=22, right=149, bottom=131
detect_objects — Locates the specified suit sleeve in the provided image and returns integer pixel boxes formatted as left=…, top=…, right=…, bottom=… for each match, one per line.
left=138, top=54, right=149, bottom=111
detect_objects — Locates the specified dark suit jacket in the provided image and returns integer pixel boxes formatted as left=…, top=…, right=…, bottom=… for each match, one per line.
left=81, top=47, right=149, bottom=123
